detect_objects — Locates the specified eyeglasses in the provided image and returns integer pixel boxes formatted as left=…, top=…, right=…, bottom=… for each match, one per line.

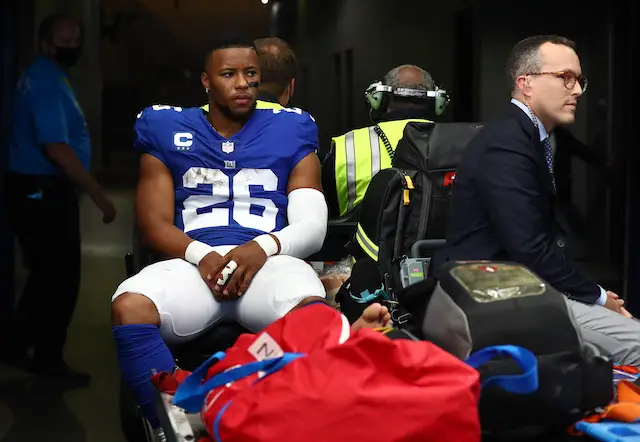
left=526, top=71, right=588, bottom=92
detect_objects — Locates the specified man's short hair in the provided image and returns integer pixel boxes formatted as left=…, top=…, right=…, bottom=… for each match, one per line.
left=37, top=13, right=81, bottom=44
left=203, top=35, right=256, bottom=70
left=383, top=65, right=435, bottom=91
left=253, top=37, right=297, bottom=97
left=506, top=35, right=576, bottom=93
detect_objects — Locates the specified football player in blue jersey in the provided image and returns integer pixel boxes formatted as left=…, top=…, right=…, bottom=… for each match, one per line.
left=109, top=36, right=392, bottom=435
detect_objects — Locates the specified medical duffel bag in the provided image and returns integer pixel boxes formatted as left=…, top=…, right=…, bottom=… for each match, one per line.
left=399, top=260, right=614, bottom=438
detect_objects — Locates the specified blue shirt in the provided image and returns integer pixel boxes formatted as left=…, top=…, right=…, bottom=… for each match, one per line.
left=9, top=56, right=91, bottom=175
left=134, top=105, right=318, bottom=247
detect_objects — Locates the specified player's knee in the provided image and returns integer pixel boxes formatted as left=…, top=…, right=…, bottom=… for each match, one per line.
left=111, top=292, right=160, bottom=326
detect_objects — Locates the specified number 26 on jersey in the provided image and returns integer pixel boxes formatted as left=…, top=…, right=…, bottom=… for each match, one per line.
left=181, top=167, right=279, bottom=233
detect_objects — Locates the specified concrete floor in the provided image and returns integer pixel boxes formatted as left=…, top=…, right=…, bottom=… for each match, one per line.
left=0, top=183, right=136, bottom=442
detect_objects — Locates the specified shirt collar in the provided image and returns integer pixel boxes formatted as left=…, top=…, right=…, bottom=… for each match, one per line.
left=257, top=92, right=280, bottom=104
left=383, top=108, right=432, bottom=122
left=36, top=54, right=66, bottom=75
left=511, top=98, right=549, bottom=141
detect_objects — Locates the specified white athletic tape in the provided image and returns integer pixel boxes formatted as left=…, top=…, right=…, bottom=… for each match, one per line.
left=185, top=241, right=213, bottom=266
left=216, top=260, right=238, bottom=286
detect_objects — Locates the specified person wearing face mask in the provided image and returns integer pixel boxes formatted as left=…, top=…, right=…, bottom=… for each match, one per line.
left=1, top=13, right=115, bottom=383
left=446, top=35, right=640, bottom=367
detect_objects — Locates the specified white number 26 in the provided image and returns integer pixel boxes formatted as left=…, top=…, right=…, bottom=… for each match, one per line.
left=181, top=168, right=279, bottom=233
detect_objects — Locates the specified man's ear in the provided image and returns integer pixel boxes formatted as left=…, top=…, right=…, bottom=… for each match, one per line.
left=201, top=72, right=210, bottom=92
left=515, top=75, right=532, bottom=98
left=40, top=39, right=54, bottom=57
left=288, top=78, right=296, bottom=99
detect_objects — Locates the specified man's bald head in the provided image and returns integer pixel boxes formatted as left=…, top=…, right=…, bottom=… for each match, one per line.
left=382, top=64, right=435, bottom=112
left=384, top=65, right=434, bottom=91
left=253, top=37, right=297, bottom=105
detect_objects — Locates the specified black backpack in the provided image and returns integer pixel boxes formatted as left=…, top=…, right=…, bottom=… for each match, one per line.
left=357, top=122, right=482, bottom=290
left=398, top=261, right=613, bottom=440
left=337, top=122, right=482, bottom=323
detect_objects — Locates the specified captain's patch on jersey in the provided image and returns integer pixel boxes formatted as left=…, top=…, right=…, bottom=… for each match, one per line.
left=173, top=132, right=193, bottom=151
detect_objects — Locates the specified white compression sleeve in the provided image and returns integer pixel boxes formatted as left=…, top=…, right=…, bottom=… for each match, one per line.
left=269, top=188, right=328, bottom=259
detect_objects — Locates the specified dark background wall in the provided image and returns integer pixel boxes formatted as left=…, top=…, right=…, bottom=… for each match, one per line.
left=288, top=0, right=630, bottom=280
left=2, top=0, right=639, bottom=304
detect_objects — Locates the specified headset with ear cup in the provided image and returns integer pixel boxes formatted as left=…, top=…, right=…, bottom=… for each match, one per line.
left=364, top=81, right=451, bottom=116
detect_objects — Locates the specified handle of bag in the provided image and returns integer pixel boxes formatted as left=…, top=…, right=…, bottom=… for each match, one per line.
left=465, top=345, right=538, bottom=394
left=174, top=351, right=304, bottom=412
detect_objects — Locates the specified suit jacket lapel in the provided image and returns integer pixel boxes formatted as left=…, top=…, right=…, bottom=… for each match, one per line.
left=507, top=104, right=556, bottom=195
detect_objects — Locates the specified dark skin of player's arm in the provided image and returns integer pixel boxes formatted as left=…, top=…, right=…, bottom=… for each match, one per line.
left=136, top=153, right=232, bottom=291
left=211, top=152, right=325, bottom=302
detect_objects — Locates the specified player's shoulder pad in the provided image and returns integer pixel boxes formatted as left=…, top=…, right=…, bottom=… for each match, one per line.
left=135, top=104, right=188, bottom=126
left=266, top=106, right=316, bottom=124
left=135, top=104, right=197, bottom=136
left=134, top=105, right=198, bottom=150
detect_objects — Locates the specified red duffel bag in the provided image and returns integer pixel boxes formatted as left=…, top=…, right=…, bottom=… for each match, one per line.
left=173, top=304, right=482, bottom=442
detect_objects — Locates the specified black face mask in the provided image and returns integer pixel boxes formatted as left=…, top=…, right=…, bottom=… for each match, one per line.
left=54, top=46, right=82, bottom=67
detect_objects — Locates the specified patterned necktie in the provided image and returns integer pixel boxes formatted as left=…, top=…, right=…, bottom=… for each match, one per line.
left=542, top=137, right=556, bottom=191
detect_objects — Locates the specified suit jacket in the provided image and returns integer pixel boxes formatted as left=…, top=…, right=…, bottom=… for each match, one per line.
left=445, top=103, right=601, bottom=303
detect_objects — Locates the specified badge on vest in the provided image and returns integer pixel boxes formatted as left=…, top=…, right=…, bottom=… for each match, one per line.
left=222, top=141, right=234, bottom=154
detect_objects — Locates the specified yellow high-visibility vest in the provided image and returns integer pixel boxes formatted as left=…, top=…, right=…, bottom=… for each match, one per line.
left=200, top=100, right=282, bottom=112
left=332, top=118, right=431, bottom=217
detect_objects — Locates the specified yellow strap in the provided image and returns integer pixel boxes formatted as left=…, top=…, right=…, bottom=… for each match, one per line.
left=404, top=175, right=415, bottom=189
left=374, top=327, right=395, bottom=335
left=403, top=189, right=411, bottom=206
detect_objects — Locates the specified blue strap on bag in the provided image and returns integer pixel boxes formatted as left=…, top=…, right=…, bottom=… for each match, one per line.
left=173, top=351, right=305, bottom=413
left=465, top=345, right=539, bottom=394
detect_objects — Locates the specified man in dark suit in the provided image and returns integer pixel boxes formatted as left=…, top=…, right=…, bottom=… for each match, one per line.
left=446, top=35, right=640, bottom=367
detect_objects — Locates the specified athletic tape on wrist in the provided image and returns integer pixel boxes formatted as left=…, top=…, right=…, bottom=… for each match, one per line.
left=253, top=234, right=279, bottom=257
left=184, top=241, right=212, bottom=265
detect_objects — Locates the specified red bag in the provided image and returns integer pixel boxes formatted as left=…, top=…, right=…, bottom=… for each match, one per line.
left=174, top=304, right=482, bottom=442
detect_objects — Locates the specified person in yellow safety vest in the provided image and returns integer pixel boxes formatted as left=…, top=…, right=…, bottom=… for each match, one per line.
left=324, top=65, right=451, bottom=218
left=201, top=37, right=298, bottom=112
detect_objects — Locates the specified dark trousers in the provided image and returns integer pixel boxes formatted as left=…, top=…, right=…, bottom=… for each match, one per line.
left=3, top=172, right=81, bottom=363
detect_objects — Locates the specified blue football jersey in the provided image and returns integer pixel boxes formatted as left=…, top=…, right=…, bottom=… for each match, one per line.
left=133, top=104, right=318, bottom=247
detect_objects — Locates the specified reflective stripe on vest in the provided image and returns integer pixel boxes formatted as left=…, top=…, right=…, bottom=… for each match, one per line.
left=332, top=118, right=431, bottom=216
left=355, top=222, right=379, bottom=261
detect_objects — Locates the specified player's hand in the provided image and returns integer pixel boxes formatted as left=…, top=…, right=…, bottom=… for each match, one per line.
left=95, top=195, right=116, bottom=224
left=198, top=251, right=229, bottom=300
left=212, top=241, right=268, bottom=299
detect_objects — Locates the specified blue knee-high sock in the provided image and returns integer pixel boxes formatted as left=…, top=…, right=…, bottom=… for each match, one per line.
left=113, top=324, right=176, bottom=429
